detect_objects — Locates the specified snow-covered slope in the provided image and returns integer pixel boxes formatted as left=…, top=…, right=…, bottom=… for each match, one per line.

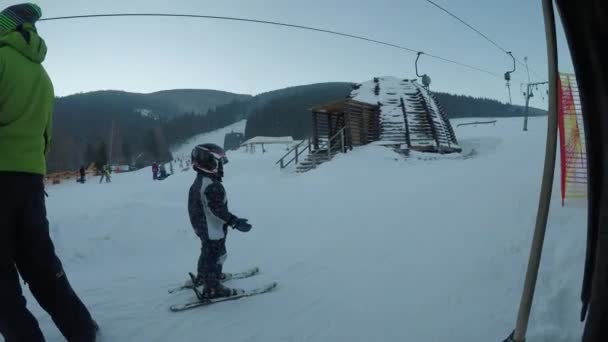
left=171, top=120, right=247, bottom=159
left=13, top=117, right=585, bottom=342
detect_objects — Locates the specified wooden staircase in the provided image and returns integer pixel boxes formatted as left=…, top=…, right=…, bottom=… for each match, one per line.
left=295, top=148, right=340, bottom=173
left=276, top=127, right=347, bottom=173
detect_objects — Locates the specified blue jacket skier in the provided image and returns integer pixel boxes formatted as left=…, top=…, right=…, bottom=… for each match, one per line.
left=188, top=143, right=252, bottom=298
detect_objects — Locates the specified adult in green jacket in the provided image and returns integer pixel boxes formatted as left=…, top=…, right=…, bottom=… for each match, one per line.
left=0, top=4, right=98, bottom=341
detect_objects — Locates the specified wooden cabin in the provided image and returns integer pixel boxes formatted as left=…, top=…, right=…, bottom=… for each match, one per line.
left=309, top=77, right=461, bottom=154
left=223, top=131, right=245, bottom=151
left=310, top=99, right=380, bottom=150
left=278, top=77, right=461, bottom=172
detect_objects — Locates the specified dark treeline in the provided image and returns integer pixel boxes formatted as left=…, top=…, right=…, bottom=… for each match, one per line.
left=47, top=91, right=248, bottom=172
left=49, top=97, right=161, bottom=172
left=46, top=84, right=354, bottom=172
left=163, top=100, right=248, bottom=148
left=244, top=83, right=354, bottom=139
left=243, top=87, right=547, bottom=140
left=433, top=92, right=547, bottom=118
left=46, top=83, right=546, bottom=173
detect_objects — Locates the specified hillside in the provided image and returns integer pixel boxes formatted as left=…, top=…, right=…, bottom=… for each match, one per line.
left=243, top=79, right=547, bottom=140
left=55, top=89, right=250, bottom=120
left=32, top=117, right=585, bottom=342
left=47, top=81, right=547, bottom=172
left=48, top=89, right=250, bottom=172
left=432, top=92, right=547, bottom=118
left=162, top=83, right=354, bottom=155
left=150, top=89, right=251, bottom=115
left=244, top=82, right=354, bottom=139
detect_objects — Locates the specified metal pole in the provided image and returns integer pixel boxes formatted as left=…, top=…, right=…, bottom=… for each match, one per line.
left=525, top=56, right=532, bottom=83
left=523, top=84, right=531, bottom=131
left=523, top=81, right=548, bottom=132
left=507, top=0, right=559, bottom=340
left=108, top=120, right=115, bottom=166
left=327, top=135, right=332, bottom=159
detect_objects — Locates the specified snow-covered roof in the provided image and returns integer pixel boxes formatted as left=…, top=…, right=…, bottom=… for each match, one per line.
left=241, top=136, right=294, bottom=145
left=350, top=76, right=460, bottom=152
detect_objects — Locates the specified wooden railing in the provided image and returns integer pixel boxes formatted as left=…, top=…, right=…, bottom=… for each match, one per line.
left=456, top=120, right=497, bottom=127
left=276, top=127, right=348, bottom=169
left=276, top=139, right=312, bottom=169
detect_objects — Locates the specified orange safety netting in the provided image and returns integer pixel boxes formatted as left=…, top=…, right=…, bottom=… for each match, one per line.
left=558, top=73, right=587, bottom=206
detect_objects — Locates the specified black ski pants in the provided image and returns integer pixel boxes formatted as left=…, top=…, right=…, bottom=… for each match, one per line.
left=0, top=172, right=96, bottom=342
left=197, top=226, right=228, bottom=288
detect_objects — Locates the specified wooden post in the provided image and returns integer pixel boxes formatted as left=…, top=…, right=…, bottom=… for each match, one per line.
left=341, top=128, right=345, bottom=153
left=327, top=112, right=333, bottom=145
left=400, top=97, right=411, bottom=148
left=361, top=104, right=366, bottom=143
left=312, top=112, right=319, bottom=150
left=419, top=89, right=440, bottom=151
left=345, top=104, right=352, bottom=149
left=295, top=145, right=299, bottom=164
left=280, top=158, right=284, bottom=169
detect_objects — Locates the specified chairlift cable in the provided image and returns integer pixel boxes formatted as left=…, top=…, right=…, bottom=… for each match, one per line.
left=39, top=12, right=502, bottom=79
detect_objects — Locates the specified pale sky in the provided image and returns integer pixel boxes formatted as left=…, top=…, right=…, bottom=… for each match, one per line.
left=11, top=0, right=574, bottom=107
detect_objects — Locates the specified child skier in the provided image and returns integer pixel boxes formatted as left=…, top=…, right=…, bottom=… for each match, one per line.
left=152, top=162, right=159, bottom=180
left=188, top=143, right=252, bottom=298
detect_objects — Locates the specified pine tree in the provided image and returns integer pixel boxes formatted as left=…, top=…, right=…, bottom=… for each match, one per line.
left=95, top=141, right=108, bottom=171
left=84, top=143, right=96, bottom=166
left=144, top=129, right=160, bottom=161
left=122, top=142, right=133, bottom=165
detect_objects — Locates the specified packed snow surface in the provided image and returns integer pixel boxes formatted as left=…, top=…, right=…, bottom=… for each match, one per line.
left=171, top=119, right=247, bottom=158
left=11, top=116, right=586, bottom=342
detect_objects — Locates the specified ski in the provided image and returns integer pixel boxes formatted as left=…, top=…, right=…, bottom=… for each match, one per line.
left=168, top=267, right=260, bottom=294
left=169, top=282, right=278, bottom=312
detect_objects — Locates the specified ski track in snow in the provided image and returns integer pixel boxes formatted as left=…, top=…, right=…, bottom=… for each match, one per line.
left=170, top=119, right=247, bottom=159
left=5, top=116, right=586, bottom=342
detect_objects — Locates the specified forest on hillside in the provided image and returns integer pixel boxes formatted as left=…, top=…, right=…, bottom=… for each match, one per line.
left=244, top=83, right=354, bottom=139
left=243, top=87, right=547, bottom=140
left=46, top=83, right=546, bottom=173
left=48, top=93, right=247, bottom=172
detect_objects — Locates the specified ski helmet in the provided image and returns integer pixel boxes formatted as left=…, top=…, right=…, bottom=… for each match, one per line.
left=191, top=143, right=228, bottom=174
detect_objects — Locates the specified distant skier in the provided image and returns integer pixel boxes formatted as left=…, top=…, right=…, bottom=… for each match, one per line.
left=98, top=165, right=111, bottom=183
left=158, top=163, right=168, bottom=180
left=152, top=162, right=159, bottom=180
left=104, top=166, right=111, bottom=182
left=188, top=143, right=252, bottom=298
left=0, top=3, right=98, bottom=340
left=78, top=165, right=86, bottom=183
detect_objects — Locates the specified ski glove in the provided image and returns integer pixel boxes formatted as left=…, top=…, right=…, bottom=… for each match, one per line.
left=233, top=218, right=252, bottom=232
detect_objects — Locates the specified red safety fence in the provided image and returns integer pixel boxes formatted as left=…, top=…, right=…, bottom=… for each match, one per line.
left=558, top=73, right=587, bottom=206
